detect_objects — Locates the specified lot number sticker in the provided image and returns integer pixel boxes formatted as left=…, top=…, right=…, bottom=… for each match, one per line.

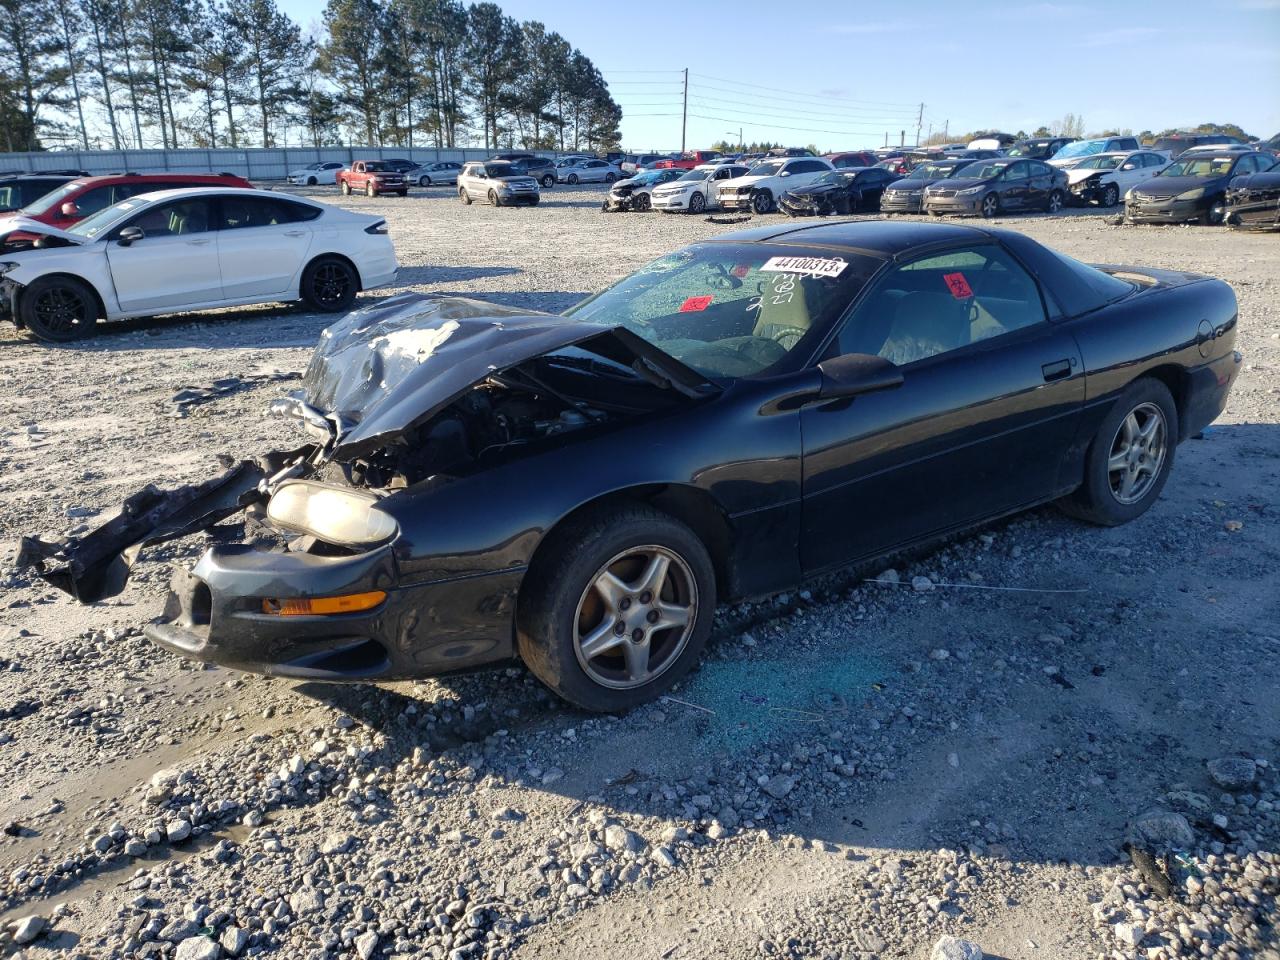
left=943, top=272, right=974, bottom=299
left=760, top=256, right=848, bottom=278
left=680, top=295, right=714, bottom=312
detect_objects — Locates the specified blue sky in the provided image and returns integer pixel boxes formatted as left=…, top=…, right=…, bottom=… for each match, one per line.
left=280, top=0, right=1280, bottom=151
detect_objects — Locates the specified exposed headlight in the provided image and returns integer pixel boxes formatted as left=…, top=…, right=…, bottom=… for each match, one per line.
left=0, top=261, right=19, bottom=277
left=267, top=481, right=398, bottom=547
left=1176, top=186, right=1206, bottom=201
left=1125, top=188, right=1136, bottom=200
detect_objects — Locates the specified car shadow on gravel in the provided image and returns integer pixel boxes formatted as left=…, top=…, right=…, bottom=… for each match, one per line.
left=386, top=265, right=523, bottom=288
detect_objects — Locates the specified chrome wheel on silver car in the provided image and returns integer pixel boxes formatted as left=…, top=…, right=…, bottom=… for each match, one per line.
left=1107, top=402, right=1167, bottom=505
left=573, top=546, right=697, bottom=690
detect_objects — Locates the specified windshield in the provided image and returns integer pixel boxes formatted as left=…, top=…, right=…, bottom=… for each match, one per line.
left=304, top=163, right=324, bottom=170
left=1052, top=140, right=1103, bottom=160
left=960, top=161, right=1012, bottom=179
left=20, top=182, right=81, bottom=216
left=676, top=168, right=709, bottom=182
left=1160, top=156, right=1237, bottom=177
left=564, top=242, right=877, bottom=379
left=66, top=196, right=151, bottom=238
left=906, top=162, right=964, bottom=181
left=751, top=160, right=785, bottom=177
left=1075, top=154, right=1125, bottom=170
left=1007, top=141, right=1048, bottom=157
left=635, top=170, right=676, bottom=185
left=483, top=163, right=516, bottom=177
left=813, top=171, right=855, bottom=186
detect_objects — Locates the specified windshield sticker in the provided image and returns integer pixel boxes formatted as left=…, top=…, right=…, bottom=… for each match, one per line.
left=760, top=255, right=848, bottom=278
left=731, top=264, right=750, bottom=279
left=680, top=295, right=714, bottom=313
left=943, top=272, right=973, bottom=299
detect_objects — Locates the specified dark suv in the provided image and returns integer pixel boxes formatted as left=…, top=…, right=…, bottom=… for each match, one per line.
left=1151, top=134, right=1245, bottom=158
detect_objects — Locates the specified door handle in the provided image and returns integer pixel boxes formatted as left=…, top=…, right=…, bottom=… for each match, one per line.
left=186, top=238, right=211, bottom=245
left=1041, top=358, right=1073, bottom=382
left=283, top=230, right=306, bottom=237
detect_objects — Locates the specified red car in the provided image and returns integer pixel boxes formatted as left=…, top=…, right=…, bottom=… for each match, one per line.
left=653, top=150, right=723, bottom=170
left=337, top=161, right=409, bottom=197
left=0, top=172, right=253, bottom=229
left=824, top=151, right=878, bottom=169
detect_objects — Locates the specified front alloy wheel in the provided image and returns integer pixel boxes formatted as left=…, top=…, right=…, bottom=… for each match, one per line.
left=751, top=190, right=772, bottom=214
left=20, top=276, right=98, bottom=342
left=567, top=173, right=579, bottom=185
left=573, top=546, right=697, bottom=690
left=688, top=192, right=706, bottom=214
left=633, top=193, right=651, bottom=212
left=1102, top=183, right=1120, bottom=207
left=981, top=193, right=1000, bottom=218
left=419, top=175, right=431, bottom=186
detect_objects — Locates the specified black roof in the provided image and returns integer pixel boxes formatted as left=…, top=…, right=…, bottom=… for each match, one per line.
left=711, top=220, right=993, bottom=259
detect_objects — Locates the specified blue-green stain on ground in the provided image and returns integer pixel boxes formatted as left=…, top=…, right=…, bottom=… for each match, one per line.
left=674, top=649, right=890, bottom=750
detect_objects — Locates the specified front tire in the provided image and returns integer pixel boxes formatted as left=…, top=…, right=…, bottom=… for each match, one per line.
left=688, top=192, right=706, bottom=214
left=1202, top=196, right=1226, bottom=225
left=488, top=189, right=501, bottom=207
left=419, top=175, right=432, bottom=186
left=633, top=193, right=651, bottom=212
left=365, top=182, right=376, bottom=197
left=459, top=188, right=472, bottom=205
left=1058, top=378, right=1177, bottom=526
left=306, top=176, right=317, bottom=186
left=516, top=505, right=715, bottom=712
left=567, top=173, right=579, bottom=185
left=300, top=257, right=358, bottom=313
left=541, top=173, right=555, bottom=188
left=751, top=190, right=773, bottom=214
left=1101, top=183, right=1120, bottom=207
left=604, top=172, right=616, bottom=183
left=340, top=181, right=351, bottom=196
left=19, top=275, right=98, bottom=342
left=980, top=193, right=1000, bottom=218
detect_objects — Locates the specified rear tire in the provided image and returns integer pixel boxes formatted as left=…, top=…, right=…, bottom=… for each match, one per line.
left=19, top=275, right=98, bottom=342
left=300, top=256, right=359, bottom=313
left=459, top=188, right=472, bottom=205
left=340, top=181, right=351, bottom=196
left=1058, top=378, right=1178, bottom=526
left=516, top=504, right=715, bottom=712
left=1046, top=189, right=1065, bottom=214
left=541, top=173, right=555, bottom=188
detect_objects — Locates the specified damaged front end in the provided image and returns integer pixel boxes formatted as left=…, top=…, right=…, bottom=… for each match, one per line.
left=19, top=292, right=712, bottom=680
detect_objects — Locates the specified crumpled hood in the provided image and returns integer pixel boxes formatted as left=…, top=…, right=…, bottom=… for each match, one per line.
left=299, top=293, right=716, bottom=461
left=1067, top=167, right=1110, bottom=184
left=0, top=216, right=84, bottom=248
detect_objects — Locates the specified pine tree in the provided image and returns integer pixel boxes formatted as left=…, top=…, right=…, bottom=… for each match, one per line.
left=227, top=0, right=305, bottom=146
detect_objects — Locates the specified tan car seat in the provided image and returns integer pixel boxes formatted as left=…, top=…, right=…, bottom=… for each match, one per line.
left=880, top=291, right=969, bottom=365
left=752, top=277, right=813, bottom=350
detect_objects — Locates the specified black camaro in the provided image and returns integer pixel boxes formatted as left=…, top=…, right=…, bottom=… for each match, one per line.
left=21, top=222, right=1241, bottom=712
left=777, top=168, right=901, bottom=217
left=1225, top=159, right=1280, bottom=231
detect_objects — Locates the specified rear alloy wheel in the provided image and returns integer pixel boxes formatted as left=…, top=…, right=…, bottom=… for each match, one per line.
left=1101, top=183, right=1120, bottom=207
left=751, top=190, right=773, bottom=214
left=516, top=505, right=715, bottom=712
left=1046, top=189, right=1065, bottom=214
left=365, top=181, right=376, bottom=197
left=340, top=181, right=352, bottom=196
left=459, top=188, right=472, bottom=205
left=980, top=193, right=1000, bottom=218
left=688, top=192, right=706, bottom=214
left=567, top=173, right=579, bottom=185
left=1058, top=378, right=1177, bottom=526
left=633, top=193, right=651, bottom=212
left=306, top=176, right=317, bottom=186
left=541, top=173, right=555, bottom=188
left=301, top=257, right=358, bottom=313
left=419, top=175, right=432, bottom=186
left=19, top=276, right=98, bottom=342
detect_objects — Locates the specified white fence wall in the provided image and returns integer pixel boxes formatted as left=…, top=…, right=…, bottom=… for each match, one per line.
left=0, top=146, right=623, bottom=181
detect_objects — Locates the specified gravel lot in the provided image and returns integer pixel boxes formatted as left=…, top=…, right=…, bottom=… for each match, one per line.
left=1, top=183, right=1278, bottom=960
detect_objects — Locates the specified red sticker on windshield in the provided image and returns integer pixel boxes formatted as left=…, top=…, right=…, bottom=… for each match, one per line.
left=680, top=295, right=714, bottom=312
left=943, top=272, right=973, bottom=299
left=731, top=264, right=750, bottom=278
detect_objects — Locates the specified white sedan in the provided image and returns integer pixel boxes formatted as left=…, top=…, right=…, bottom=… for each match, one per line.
left=1065, top=150, right=1171, bottom=207
left=556, top=159, right=622, bottom=184
left=286, top=161, right=347, bottom=186
left=0, top=187, right=398, bottom=342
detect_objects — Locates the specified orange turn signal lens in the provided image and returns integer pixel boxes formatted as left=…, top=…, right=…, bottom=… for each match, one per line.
left=261, top=591, right=387, bottom=616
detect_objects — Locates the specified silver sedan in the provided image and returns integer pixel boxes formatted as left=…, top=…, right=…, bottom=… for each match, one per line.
left=413, top=162, right=462, bottom=187
left=556, top=159, right=623, bottom=185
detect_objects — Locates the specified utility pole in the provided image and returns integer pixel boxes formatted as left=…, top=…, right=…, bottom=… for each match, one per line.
left=944, top=119, right=949, bottom=141
left=681, top=68, right=688, bottom=153
left=915, top=102, right=924, bottom=148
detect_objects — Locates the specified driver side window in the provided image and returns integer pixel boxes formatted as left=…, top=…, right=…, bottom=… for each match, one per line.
left=831, top=245, right=1047, bottom=366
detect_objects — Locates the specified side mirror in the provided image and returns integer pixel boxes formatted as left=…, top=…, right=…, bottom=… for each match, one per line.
left=116, top=226, right=144, bottom=247
left=816, top=353, right=903, bottom=399
left=1121, top=163, right=1136, bottom=170
left=60, top=201, right=80, bottom=218
left=779, top=171, right=791, bottom=177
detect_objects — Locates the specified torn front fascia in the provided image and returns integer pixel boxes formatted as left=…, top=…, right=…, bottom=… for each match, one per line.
left=18, top=446, right=316, bottom=604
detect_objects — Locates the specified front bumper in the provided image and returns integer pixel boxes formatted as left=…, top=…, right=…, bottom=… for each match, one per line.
left=718, top=194, right=753, bottom=211
left=1069, top=180, right=1107, bottom=205
left=923, top=193, right=983, bottom=215
left=1124, top=197, right=1209, bottom=223
left=652, top=194, right=691, bottom=211
left=603, top=192, right=634, bottom=211
left=1224, top=199, right=1280, bottom=231
left=880, top=192, right=924, bottom=213
left=146, top=543, right=521, bottom=681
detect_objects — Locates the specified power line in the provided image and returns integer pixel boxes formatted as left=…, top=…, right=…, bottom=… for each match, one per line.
left=689, top=79, right=921, bottom=119
left=686, top=100, right=910, bottom=135
left=686, top=91, right=917, bottom=125
left=689, top=72, right=919, bottom=108
left=686, top=112, right=908, bottom=141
